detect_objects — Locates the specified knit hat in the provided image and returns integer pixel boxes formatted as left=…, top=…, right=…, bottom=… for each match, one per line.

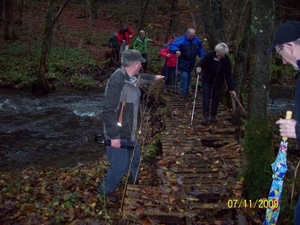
left=265, top=21, right=300, bottom=55
left=121, top=50, right=146, bottom=63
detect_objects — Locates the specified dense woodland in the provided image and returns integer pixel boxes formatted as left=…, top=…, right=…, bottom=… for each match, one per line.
left=1, top=0, right=300, bottom=224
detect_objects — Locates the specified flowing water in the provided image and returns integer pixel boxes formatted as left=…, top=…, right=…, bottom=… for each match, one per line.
left=269, top=97, right=295, bottom=116
left=0, top=87, right=294, bottom=172
left=0, top=87, right=105, bottom=172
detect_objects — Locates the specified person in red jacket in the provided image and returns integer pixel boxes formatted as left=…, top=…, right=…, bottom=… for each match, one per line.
left=117, top=24, right=134, bottom=54
left=159, top=33, right=179, bottom=94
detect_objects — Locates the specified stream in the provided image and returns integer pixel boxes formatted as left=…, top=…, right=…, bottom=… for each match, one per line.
left=0, top=87, right=105, bottom=172
left=0, top=87, right=295, bottom=173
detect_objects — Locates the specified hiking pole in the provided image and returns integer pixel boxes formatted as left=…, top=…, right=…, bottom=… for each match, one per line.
left=191, top=72, right=200, bottom=126
left=120, top=104, right=149, bottom=215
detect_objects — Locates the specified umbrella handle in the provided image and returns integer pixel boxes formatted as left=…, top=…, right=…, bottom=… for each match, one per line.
left=282, top=110, right=293, bottom=141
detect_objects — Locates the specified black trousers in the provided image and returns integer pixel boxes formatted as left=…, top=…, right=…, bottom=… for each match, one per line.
left=202, top=81, right=223, bottom=117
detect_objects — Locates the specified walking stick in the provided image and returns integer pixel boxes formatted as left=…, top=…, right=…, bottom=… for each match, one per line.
left=232, top=95, right=248, bottom=117
left=191, top=72, right=200, bottom=126
left=224, top=81, right=248, bottom=117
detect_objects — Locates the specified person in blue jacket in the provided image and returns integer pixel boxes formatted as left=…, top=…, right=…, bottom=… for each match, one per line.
left=266, top=20, right=300, bottom=225
left=169, top=28, right=205, bottom=99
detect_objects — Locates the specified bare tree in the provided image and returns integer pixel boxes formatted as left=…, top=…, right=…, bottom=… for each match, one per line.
left=15, top=0, right=24, bottom=25
left=137, top=0, right=150, bottom=32
left=0, top=0, right=3, bottom=24
left=231, top=1, right=252, bottom=98
left=32, top=0, right=70, bottom=95
left=4, top=0, right=16, bottom=40
left=200, top=0, right=224, bottom=49
left=168, top=0, right=179, bottom=37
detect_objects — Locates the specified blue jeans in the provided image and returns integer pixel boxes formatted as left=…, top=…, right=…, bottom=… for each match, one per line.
left=295, top=196, right=300, bottom=225
left=202, top=81, right=222, bottom=117
left=164, top=66, right=178, bottom=90
left=179, top=70, right=192, bottom=95
left=98, top=139, right=140, bottom=194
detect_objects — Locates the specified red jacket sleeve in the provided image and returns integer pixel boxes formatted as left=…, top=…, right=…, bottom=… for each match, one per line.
left=117, top=32, right=123, bottom=46
left=159, top=47, right=169, bottom=58
left=128, top=29, right=134, bottom=36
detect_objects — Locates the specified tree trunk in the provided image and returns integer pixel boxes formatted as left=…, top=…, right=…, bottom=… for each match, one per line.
left=248, top=1, right=274, bottom=119
left=200, top=0, right=224, bottom=49
left=33, top=0, right=70, bottom=95
left=243, top=0, right=275, bottom=200
left=167, top=0, right=179, bottom=41
left=232, top=4, right=251, bottom=98
left=0, top=0, right=3, bottom=24
left=15, top=0, right=24, bottom=25
left=4, top=0, right=16, bottom=40
left=138, top=0, right=150, bottom=32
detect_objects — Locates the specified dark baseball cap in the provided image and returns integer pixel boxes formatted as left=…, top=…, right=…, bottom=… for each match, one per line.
left=265, top=20, right=300, bottom=55
left=121, top=50, right=146, bottom=63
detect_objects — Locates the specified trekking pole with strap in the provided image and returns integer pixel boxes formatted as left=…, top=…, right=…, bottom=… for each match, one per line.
left=191, top=72, right=201, bottom=126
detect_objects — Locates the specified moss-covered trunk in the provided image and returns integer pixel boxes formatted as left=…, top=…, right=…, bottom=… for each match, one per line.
left=243, top=0, right=275, bottom=200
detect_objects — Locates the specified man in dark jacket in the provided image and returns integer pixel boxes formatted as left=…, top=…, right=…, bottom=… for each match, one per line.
left=196, top=42, right=236, bottom=124
left=170, top=28, right=205, bottom=99
left=266, top=20, right=300, bottom=225
left=108, top=32, right=120, bottom=62
left=98, top=50, right=164, bottom=202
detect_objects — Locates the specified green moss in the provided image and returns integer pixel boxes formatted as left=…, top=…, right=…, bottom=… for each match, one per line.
left=142, top=133, right=162, bottom=162
left=243, top=117, right=274, bottom=200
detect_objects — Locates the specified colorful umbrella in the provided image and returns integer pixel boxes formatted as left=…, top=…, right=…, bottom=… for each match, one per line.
left=264, top=110, right=292, bottom=225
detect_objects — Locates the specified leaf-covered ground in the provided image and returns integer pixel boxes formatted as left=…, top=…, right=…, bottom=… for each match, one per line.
left=2, top=101, right=300, bottom=224
left=0, top=100, right=164, bottom=225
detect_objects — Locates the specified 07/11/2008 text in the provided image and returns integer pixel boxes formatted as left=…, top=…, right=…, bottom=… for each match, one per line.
left=227, top=199, right=278, bottom=209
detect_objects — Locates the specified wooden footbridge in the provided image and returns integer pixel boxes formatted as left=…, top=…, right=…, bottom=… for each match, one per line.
left=122, top=82, right=245, bottom=224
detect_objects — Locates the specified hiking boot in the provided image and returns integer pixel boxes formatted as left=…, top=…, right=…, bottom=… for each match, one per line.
left=98, top=193, right=117, bottom=203
left=105, top=194, right=117, bottom=202
left=173, top=89, right=178, bottom=95
left=211, top=116, right=218, bottom=123
left=202, top=117, right=208, bottom=125
left=185, top=93, right=192, bottom=97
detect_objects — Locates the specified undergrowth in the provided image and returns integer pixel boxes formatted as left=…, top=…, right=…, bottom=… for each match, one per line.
left=0, top=41, right=98, bottom=89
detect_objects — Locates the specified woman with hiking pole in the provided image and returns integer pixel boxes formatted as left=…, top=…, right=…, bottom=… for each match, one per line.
left=196, top=42, right=236, bottom=125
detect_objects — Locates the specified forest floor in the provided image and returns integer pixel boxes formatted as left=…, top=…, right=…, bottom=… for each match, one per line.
left=1, top=2, right=300, bottom=225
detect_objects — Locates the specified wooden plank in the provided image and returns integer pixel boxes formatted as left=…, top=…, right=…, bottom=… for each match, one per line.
left=186, top=202, right=229, bottom=209
left=122, top=86, right=244, bottom=222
